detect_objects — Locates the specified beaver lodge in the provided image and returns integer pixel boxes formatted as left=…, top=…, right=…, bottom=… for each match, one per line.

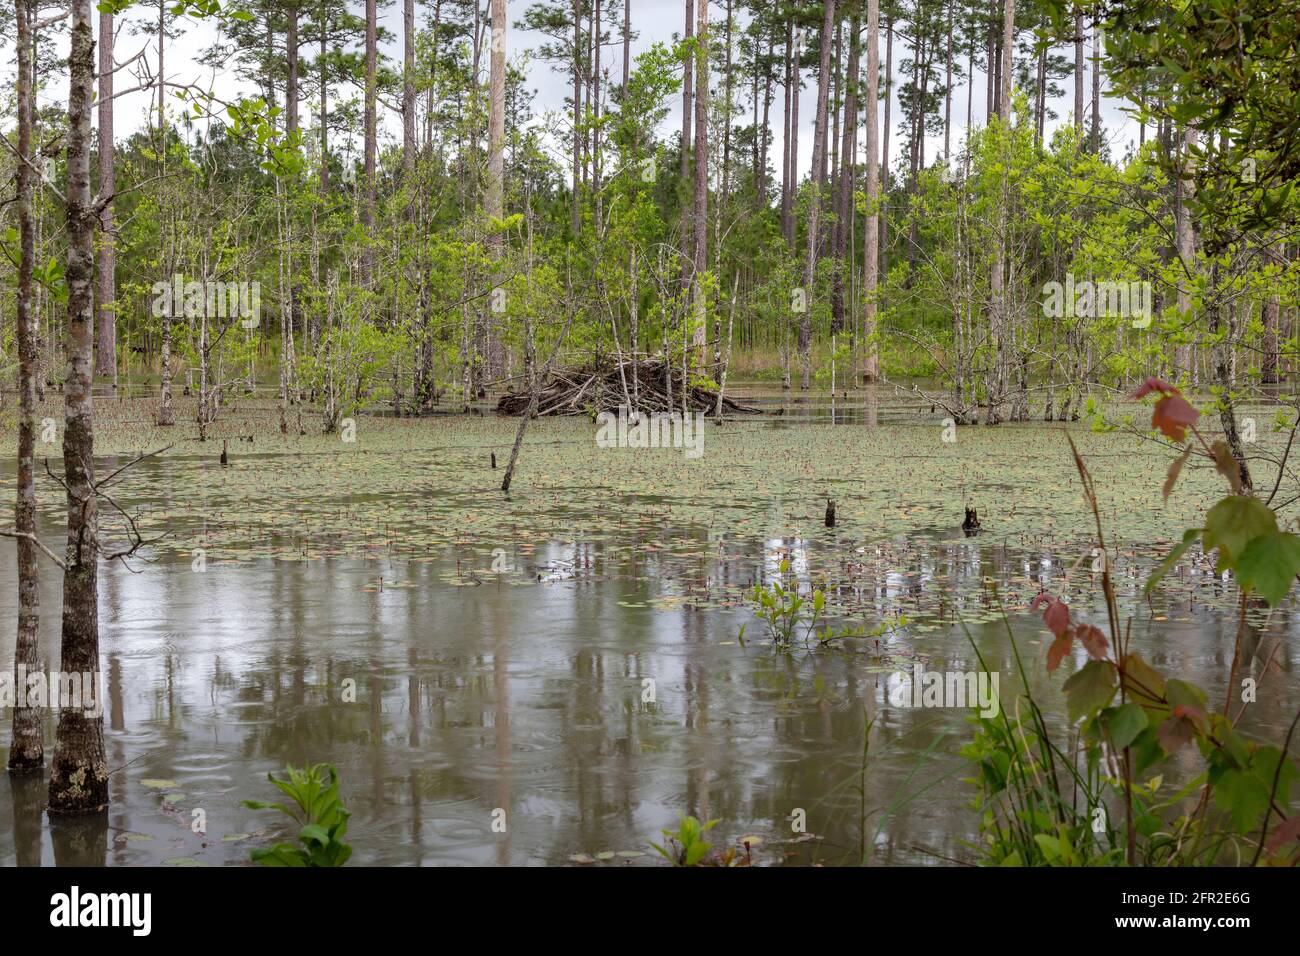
left=495, top=357, right=761, bottom=417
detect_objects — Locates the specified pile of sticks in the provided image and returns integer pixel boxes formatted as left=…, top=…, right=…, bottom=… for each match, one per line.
left=495, top=357, right=759, bottom=417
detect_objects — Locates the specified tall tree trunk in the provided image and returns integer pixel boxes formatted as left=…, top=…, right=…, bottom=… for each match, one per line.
left=622, top=0, right=630, bottom=91
left=831, top=11, right=860, bottom=343
left=758, top=29, right=774, bottom=207
left=798, top=0, right=836, bottom=389
left=863, top=0, right=880, bottom=384
left=942, top=0, right=953, bottom=164
left=1073, top=7, right=1083, bottom=133
left=488, top=0, right=506, bottom=235
left=403, top=0, right=415, bottom=177
left=287, top=5, right=299, bottom=137
left=1173, top=126, right=1197, bottom=375
left=1090, top=24, right=1100, bottom=151
left=880, top=17, right=892, bottom=276
left=780, top=18, right=795, bottom=245
left=95, top=8, right=115, bottom=380
left=985, top=0, right=1013, bottom=424
left=9, top=0, right=44, bottom=774
left=1262, top=243, right=1282, bottom=383
left=487, top=0, right=507, bottom=378
left=1034, top=27, right=1046, bottom=145
left=155, top=0, right=174, bottom=427
left=49, top=0, right=109, bottom=814
left=363, top=0, right=377, bottom=280
left=692, top=0, right=709, bottom=357
left=319, top=9, right=329, bottom=193
left=571, top=0, right=582, bottom=234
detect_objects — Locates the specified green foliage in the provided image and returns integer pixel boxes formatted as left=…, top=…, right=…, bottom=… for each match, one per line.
left=243, top=763, right=353, bottom=867
left=647, top=814, right=748, bottom=867
left=967, top=387, right=1300, bottom=866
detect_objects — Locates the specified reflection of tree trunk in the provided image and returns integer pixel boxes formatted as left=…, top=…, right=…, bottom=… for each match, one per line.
left=49, top=0, right=109, bottom=815
left=494, top=602, right=511, bottom=866
left=11, top=773, right=45, bottom=866
left=10, top=0, right=44, bottom=774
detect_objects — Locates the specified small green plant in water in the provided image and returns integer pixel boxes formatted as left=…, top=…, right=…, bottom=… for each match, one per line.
left=243, top=763, right=353, bottom=867
left=649, top=814, right=751, bottom=866
left=749, top=559, right=824, bottom=645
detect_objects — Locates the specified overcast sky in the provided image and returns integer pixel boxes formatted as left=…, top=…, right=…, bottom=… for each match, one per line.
left=18, top=0, right=1141, bottom=182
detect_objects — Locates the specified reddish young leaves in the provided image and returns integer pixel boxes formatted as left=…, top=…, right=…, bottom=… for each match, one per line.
left=1032, top=592, right=1070, bottom=637
left=1034, top=594, right=1112, bottom=671
left=1131, top=377, right=1199, bottom=443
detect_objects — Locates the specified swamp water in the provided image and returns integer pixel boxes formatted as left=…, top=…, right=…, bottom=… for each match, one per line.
left=0, top=394, right=1296, bottom=865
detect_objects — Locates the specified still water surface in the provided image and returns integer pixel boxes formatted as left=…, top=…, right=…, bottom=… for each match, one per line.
left=0, top=405, right=1295, bottom=866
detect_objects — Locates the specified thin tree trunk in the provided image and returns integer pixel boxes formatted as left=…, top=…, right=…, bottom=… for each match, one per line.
left=1173, top=125, right=1197, bottom=375
left=863, top=0, right=880, bottom=384
left=9, top=0, right=44, bottom=774
left=1090, top=24, right=1100, bottom=151
left=799, top=0, right=837, bottom=389
left=571, top=0, right=582, bottom=234
left=363, top=0, right=377, bottom=280
left=1073, top=8, right=1084, bottom=133
left=985, top=0, right=1014, bottom=425
left=880, top=17, right=892, bottom=275
left=96, top=7, right=115, bottom=380
left=692, top=0, right=709, bottom=358
left=781, top=17, right=794, bottom=243
left=403, top=0, right=415, bottom=177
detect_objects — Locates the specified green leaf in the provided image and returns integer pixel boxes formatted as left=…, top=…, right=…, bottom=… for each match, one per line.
left=1203, top=495, right=1277, bottom=571
left=1235, top=529, right=1300, bottom=605
left=1103, top=702, right=1149, bottom=749
left=299, top=823, right=331, bottom=847
left=1062, top=660, right=1118, bottom=722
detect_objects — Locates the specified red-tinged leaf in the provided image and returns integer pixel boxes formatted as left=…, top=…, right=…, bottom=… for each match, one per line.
left=1075, top=624, right=1109, bottom=661
left=1043, top=597, right=1070, bottom=638
left=1047, top=633, right=1073, bottom=672
left=1163, top=446, right=1192, bottom=503
left=1133, top=377, right=1177, bottom=399
left=1152, top=394, right=1200, bottom=443
left=1266, top=814, right=1300, bottom=854
left=1156, top=712, right=1197, bottom=754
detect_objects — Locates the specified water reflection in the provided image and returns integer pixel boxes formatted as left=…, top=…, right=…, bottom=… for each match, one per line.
left=0, top=494, right=1296, bottom=867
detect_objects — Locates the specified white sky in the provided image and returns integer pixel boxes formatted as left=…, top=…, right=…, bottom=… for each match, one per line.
left=15, top=0, right=1141, bottom=183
